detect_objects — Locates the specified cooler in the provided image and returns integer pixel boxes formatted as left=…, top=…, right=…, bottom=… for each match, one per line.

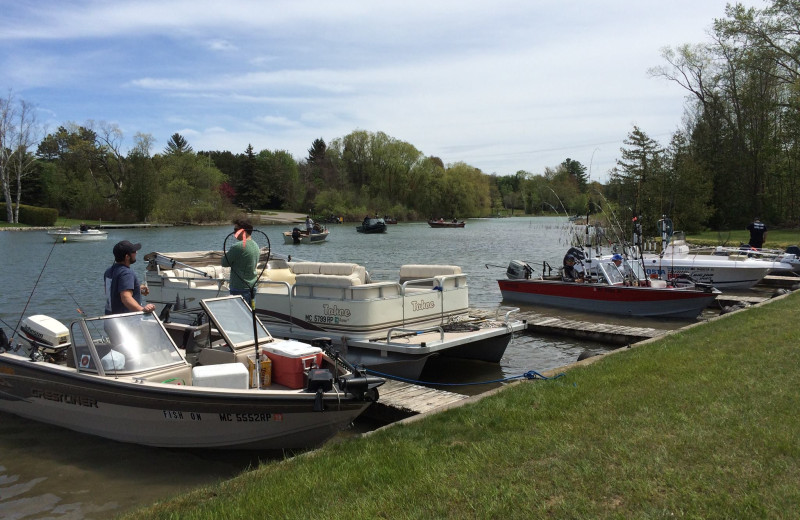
left=262, top=340, right=323, bottom=389
left=192, top=363, right=249, bottom=389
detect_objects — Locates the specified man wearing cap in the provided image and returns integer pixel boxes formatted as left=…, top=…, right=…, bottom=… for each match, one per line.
left=104, top=240, right=156, bottom=315
left=222, top=218, right=259, bottom=303
left=609, top=254, right=629, bottom=285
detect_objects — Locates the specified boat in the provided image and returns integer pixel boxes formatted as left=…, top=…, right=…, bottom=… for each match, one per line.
left=498, top=256, right=720, bottom=319
left=428, top=219, right=465, bottom=228
left=384, top=217, right=398, bottom=225
left=0, top=296, right=383, bottom=450
left=283, top=225, right=330, bottom=245
left=143, top=251, right=526, bottom=379
left=356, top=218, right=387, bottom=234
left=47, top=228, right=108, bottom=242
left=636, top=232, right=792, bottom=290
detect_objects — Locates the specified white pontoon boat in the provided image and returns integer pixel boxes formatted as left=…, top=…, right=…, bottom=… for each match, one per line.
left=143, top=251, right=525, bottom=379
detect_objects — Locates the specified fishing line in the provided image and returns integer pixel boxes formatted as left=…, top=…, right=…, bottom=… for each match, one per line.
left=11, top=233, right=62, bottom=340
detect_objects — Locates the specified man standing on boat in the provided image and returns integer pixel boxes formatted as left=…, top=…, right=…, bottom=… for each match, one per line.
left=104, top=240, right=155, bottom=315
left=305, top=215, right=314, bottom=234
left=222, top=218, right=259, bottom=303
left=747, top=217, right=768, bottom=249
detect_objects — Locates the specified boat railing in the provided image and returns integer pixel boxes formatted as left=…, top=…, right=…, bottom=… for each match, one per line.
left=385, top=326, right=444, bottom=344
left=494, top=306, right=520, bottom=324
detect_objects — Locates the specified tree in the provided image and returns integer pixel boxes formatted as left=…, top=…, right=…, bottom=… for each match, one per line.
left=561, top=158, right=589, bottom=192
left=164, top=133, right=194, bottom=156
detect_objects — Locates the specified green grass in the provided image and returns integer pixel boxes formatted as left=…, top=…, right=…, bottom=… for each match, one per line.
left=0, top=218, right=116, bottom=228
left=686, top=229, right=800, bottom=249
left=120, top=293, right=800, bottom=519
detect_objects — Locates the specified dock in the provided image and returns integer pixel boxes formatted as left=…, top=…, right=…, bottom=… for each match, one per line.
left=758, top=274, right=800, bottom=289
left=365, top=380, right=470, bottom=423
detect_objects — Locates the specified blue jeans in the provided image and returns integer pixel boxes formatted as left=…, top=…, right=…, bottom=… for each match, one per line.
left=229, top=288, right=254, bottom=305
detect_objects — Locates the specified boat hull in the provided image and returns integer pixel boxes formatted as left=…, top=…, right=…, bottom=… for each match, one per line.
left=47, top=230, right=108, bottom=242
left=498, top=279, right=718, bottom=319
left=0, top=353, right=369, bottom=450
left=428, top=221, right=465, bottom=228
left=639, top=255, right=777, bottom=290
left=282, top=230, right=330, bottom=245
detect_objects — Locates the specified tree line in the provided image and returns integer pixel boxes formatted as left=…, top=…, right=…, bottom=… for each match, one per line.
left=2, top=1, right=799, bottom=238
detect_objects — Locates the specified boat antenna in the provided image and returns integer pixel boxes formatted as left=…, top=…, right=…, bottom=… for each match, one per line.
left=222, top=225, right=271, bottom=389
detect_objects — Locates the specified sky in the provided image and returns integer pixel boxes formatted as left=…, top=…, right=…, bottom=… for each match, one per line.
left=0, top=0, right=760, bottom=183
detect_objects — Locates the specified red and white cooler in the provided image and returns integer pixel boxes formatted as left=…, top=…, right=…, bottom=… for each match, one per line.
left=262, top=340, right=323, bottom=389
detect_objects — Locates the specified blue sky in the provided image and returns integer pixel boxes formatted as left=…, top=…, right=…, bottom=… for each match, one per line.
left=1, top=1, right=755, bottom=182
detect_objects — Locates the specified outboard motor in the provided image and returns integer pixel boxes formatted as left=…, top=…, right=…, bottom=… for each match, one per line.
left=291, top=227, right=302, bottom=244
left=306, top=368, right=335, bottom=411
left=786, top=245, right=800, bottom=257
left=311, top=336, right=384, bottom=401
left=506, top=260, right=532, bottom=280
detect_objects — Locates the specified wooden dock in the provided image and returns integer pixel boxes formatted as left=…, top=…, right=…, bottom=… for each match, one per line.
left=758, top=275, right=800, bottom=289
left=365, top=380, right=470, bottom=423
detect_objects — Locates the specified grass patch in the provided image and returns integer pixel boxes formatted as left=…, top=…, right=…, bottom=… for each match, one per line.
left=686, top=229, right=800, bottom=249
left=121, top=293, right=800, bottom=519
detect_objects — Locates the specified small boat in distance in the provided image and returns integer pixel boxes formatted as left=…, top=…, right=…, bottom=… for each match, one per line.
left=428, top=218, right=465, bottom=228
left=283, top=225, right=330, bottom=245
left=356, top=217, right=387, bottom=234
left=47, top=226, right=108, bottom=242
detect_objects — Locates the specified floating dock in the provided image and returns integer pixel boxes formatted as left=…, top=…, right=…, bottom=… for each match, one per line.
left=365, top=380, right=470, bottom=423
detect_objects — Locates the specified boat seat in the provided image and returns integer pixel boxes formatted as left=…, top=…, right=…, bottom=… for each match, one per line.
left=399, top=264, right=462, bottom=283
left=291, top=262, right=367, bottom=284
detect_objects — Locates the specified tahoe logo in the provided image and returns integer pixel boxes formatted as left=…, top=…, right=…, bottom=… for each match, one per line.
left=322, top=304, right=351, bottom=317
left=411, top=300, right=436, bottom=311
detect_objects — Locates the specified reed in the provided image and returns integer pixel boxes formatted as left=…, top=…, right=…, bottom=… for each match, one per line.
left=122, top=293, right=800, bottom=519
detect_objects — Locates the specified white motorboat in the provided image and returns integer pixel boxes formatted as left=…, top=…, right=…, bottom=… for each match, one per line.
left=143, top=251, right=525, bottom=379
left=47, top=228, right=108, bottom=242
left=0, top=296, right=382, bottom=450
left=636, top=233, right=792, bottom=290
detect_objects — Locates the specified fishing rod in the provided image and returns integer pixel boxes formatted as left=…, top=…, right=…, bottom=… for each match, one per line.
left=221, top=225, right=271, bottom=389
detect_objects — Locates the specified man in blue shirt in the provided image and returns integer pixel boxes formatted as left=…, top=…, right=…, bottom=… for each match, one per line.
left=104, top=240, right=156, bottom=315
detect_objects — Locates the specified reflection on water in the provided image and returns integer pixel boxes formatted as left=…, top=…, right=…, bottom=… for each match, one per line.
left=0, top=217, right=731, bottom=518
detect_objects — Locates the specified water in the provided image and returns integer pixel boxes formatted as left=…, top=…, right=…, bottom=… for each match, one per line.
left=0, top=217, right=692, bottom=518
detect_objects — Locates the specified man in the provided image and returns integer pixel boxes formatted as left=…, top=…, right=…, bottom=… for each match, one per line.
left=747, top=217, right=768, bottom=249
left=222, top=218, right=260, bottom=303
left=562, top=254, right=584, bottom=283
left=305, top=216, right=314, bottom=234
left=609, top=253, right=629, bottom=285
left=104, top=240, right=155, bottom=315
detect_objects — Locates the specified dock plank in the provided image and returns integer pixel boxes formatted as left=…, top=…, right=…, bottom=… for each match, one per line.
left=366, top=380, right=470, bottom=422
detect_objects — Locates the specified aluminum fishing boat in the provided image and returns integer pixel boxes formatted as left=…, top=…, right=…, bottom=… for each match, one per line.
left=499, top=256, right=720, bottom=319
left=283, top=226, right=330, bottom=245
left=0, top=296, right=382, bottom=450
left=143, top=251, right=525, bottom=379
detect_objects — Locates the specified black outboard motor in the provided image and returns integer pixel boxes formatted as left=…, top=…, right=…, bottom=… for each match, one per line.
left=786, top=245, right=800, bottom=256
left=291, top=227, right=302, bottom=244
left=506, top=260, right=532, bottom=280
left=0, top=327, right=9, bottom=352
left=306, top=368, right=335, bottom=412
left=311, top=337, right=384, bottom=401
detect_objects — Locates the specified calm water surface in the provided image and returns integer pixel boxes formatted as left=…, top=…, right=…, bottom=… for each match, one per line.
left=0, top=217, right=702, bottom=518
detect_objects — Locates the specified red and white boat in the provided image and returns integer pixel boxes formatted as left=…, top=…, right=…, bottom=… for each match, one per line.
left=498, top=257, right=720, bottom=319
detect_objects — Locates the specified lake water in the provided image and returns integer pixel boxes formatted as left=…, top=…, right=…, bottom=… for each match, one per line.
left=0, top=217, right=696, bottom=518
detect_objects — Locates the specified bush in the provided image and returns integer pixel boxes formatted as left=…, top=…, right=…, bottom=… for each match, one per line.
left=0, top=203, right=58, bottom=225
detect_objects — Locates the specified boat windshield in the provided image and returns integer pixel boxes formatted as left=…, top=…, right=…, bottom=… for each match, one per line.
left=70, top=313, right=185, bottom=374
left=200, top=296, right=272, bottom=350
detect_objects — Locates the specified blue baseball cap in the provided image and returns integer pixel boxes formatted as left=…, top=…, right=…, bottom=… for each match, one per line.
left=611, top=254, right=623, bottom=261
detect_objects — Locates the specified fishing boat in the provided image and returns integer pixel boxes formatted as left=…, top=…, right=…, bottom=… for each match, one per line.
left=282, top=225, right=330, bottom=245
left=428, top=219, right=465, bottom=228
left=356, top=218, right=387, bottom=234
left=0, top=296, right=383, bottom=450
left=636, top=232, right=792, bottom=290
left=498, top=256, right=720, bottom=319
left=143, top=251, right=526, bottom=379
left=47, top=228, right=108, bottom=242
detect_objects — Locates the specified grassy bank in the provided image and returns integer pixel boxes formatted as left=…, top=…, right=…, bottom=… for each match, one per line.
left=121, top=293, right=800, bottom=519
left=686, top=229, right=800, bottom=249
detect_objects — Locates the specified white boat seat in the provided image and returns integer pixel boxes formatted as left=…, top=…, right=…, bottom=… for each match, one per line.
left=291, top=262, right=367, bottom=284
left=399, top=264, right=462, bottom=283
